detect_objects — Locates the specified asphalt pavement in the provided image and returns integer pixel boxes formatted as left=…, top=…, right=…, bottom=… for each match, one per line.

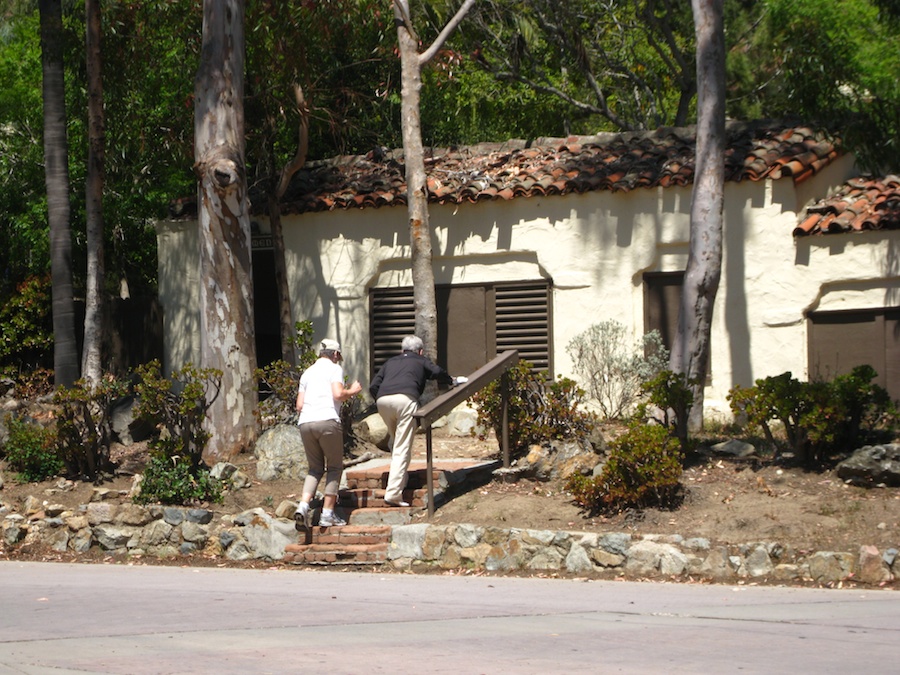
left=1, top=561, right=898, bottom=674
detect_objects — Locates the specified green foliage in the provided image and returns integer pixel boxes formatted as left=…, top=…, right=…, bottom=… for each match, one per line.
left=566, top=320, right=668, bottom=420
left=2, top=416, right=62, bottom=483
left=53, top=375, right=131, bottom=481
left=637, top=369, right=696, bottom=454
left=255, top=321, right=317, bottom=428
left=727, top=0, right=900, bottom=173
left=567, top=422, right=683, bottom=513
left=472, top=361, right=596, bottom=457
left=134, top=454, right=223, bottom=506
left=727, top=365, right=896, bottom=465
left=133, top=360, right=223, bottom=504
left=0, top=276, right=53, bottom=374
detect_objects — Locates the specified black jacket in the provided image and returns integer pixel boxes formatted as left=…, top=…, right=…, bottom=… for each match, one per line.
left=369, top=350, right=452, bottom=401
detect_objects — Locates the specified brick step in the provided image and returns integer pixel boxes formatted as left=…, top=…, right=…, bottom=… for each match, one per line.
left=338, top=487, right=427, bottom=509
left=344, top=467, right=444, bottom=491
left=283, top=542, right=389, bottom=565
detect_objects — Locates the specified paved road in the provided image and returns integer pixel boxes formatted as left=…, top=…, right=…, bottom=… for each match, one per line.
left=1, top=561, right=897, bottom=674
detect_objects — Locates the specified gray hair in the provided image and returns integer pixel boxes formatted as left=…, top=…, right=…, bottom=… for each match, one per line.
left=401, top=335, right=424, bottom=352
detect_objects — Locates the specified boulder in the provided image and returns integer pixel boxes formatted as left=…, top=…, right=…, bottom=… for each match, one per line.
left=836, top=444, right=900, bottom=487
left=354, top=413, right=391, bottom=451
left=517, top=438, right=601, bottom=481
left=254, top=424, right=308, bottom=481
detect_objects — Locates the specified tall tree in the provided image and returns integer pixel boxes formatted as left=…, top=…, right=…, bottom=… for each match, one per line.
left=81, top=0, right=105, bottom=387
left=393, top=0, right=475, bottom=359
left=39, top=0, right=78, bottom=387
left=194, top=0, right=257, bottom=463
left=670, top=0, right=726, bottom=432
left=465, top=0, right=697, bottom=132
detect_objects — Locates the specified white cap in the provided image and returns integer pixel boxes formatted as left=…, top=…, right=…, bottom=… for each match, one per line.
left=320, top=338, right=341, bottom=352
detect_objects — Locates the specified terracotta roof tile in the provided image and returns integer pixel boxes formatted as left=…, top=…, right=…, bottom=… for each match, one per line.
left=166, top=120, right=843, bottom=219
left=794, top=176, right=900, bottom=236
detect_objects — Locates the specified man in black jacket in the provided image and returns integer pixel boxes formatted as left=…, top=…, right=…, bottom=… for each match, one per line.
left=369, top=335, right=453, bottom=506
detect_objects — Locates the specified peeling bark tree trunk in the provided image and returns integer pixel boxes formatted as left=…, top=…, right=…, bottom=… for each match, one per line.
left=40, top=0, right=79, bottom=388
left=671, top=0, right=726, bottom=432
left=82, top=0, right=105, bottom=387
left=394, top=0, right=474, bottom=360
left=194, top=0, right=257, bottom=464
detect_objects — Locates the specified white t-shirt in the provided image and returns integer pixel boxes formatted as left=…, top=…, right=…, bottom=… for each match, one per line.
left=297, top=357, right=344, bottom=424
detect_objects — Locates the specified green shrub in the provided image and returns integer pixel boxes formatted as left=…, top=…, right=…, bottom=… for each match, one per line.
left=728, top=365, right=896, bottom=465
left=3, top=416, right=62, bottom=482
left=637, top=369, right=696, bottom=455
left=566, top=320, right=668, bottom=419
left=255, top=320, right=318, bottom=428
left=471, top=361, right=597, bottom=457
left=54, top=375, right=131, bottom=480
left=134, top=455, right=223, bottom=506
left=133, top=361, right=223, bottom=505
left=0, top=275, right=53, bottom=373
left=567, top=422, right=683, bottom=513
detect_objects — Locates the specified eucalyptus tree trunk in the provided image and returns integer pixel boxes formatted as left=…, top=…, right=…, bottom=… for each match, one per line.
left=194, top=0, right=257, bottom=463
left=82, top=0, right=105, bottom=387
left=39, top=0, right=79, bottom=388
left=671, top=0, right=726, bottom=433
left=393, top=0, right=474, bottom=360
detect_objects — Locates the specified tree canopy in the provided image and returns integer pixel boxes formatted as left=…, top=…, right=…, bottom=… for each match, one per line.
left=0, top=0, right=898, bottom=375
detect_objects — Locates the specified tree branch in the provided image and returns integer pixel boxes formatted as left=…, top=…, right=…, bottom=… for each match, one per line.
left=276, top=83, right=309, bottom=199
left=419, top=0, right=476, bottom=66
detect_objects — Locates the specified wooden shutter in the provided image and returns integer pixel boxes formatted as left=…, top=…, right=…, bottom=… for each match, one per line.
left=494, top=281, right=552, bottom=374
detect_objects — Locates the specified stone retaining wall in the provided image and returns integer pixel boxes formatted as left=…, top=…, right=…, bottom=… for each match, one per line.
left=2, top=501, right=897, bottom=586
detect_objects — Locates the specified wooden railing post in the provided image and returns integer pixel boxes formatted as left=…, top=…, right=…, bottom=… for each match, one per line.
left=413, top=350, right=519, bottom=516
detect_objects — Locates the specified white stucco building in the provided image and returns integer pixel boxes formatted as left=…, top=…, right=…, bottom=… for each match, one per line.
left=156, top=120, right=900, bottom=419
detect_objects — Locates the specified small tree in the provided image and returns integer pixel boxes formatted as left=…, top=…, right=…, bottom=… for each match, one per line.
left=566, top=320, right=668, bottom=420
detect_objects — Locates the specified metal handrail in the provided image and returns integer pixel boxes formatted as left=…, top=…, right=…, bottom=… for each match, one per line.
left=413, top=349, right=519, bottom=516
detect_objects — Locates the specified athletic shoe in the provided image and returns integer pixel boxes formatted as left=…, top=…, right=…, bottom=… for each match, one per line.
left=319, top=511, right=347, bottom=527
left=294, top=502, right=312, bottom=530
left=384, top=499, right=410, bottom=507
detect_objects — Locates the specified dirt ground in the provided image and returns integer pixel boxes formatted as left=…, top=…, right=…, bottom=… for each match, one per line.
left=2, top=425, right=900, bottom=558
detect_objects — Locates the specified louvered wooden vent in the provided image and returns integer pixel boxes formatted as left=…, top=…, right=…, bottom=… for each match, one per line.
left=370, top=281, right=552, bottom=377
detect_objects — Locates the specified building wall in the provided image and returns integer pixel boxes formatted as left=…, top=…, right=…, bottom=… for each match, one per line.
left=156, top=153, right=897, bottom=419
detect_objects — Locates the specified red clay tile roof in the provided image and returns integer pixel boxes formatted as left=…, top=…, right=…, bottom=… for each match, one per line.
left=167, top=120, right=843, bottom=219
left=795, top=176, right=900, bottom=236
left=275, top=120, right=840, bottom=215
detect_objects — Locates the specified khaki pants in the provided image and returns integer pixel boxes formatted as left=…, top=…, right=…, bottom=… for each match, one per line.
left=298, top=418, right=343, bottom=497
left=376, top=393, right=418, bottom=503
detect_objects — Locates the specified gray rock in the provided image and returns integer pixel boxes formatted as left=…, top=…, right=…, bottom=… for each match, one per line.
left=807, top=551, right=855, bottom=583
left=162, top=507, right=185, bottom=526
left=254, top=424, right=308, bottom=481
left=741, top=544, right=774, bottom=577
left=836, top=444, right=900, bottom=487
left=209, top=462, right=238, bottom=481
left=93, top=523, right=136, bottom=550
left=710, top=438, right=756, bottom=458
left=565, top=542, right=595, bottom=574
left=454, top=523, right=484, bottom=548
left=231, top=508, right=298, bottom=560
left=140, top=520, right=174, bottom=547
left=389, top=524, right=429, bottom=560
left=180, top=521, right=209, bottom=545
left=185, top=508, right=213, bottom=524
left=110, top=396, right=154, bottom=446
